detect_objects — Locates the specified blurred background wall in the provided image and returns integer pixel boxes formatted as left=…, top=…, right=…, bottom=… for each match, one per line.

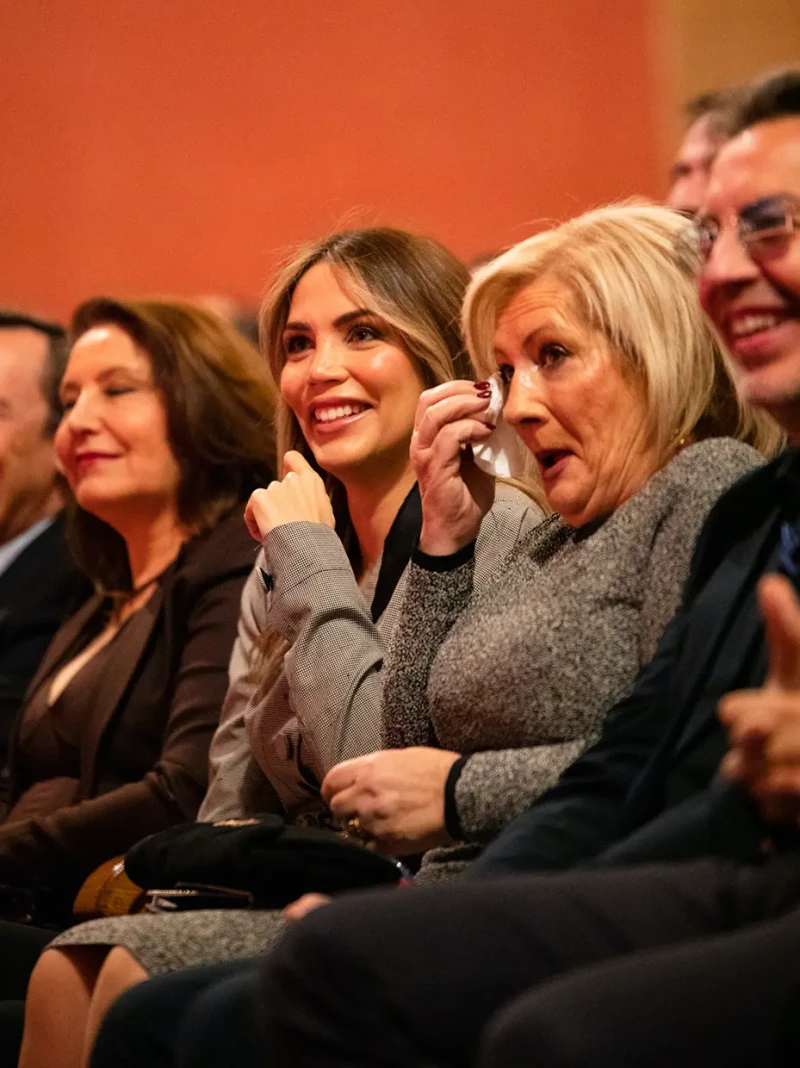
left=0, top=0, right=797, bottom=319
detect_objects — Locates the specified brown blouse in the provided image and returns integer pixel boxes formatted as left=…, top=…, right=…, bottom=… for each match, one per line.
left=0, top=512, right=255, bottom=911
left=9, top=606, right=140, bottom=825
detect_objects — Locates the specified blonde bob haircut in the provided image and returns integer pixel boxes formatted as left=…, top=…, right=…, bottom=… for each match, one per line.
left=465, top=201, right=783, bottom=461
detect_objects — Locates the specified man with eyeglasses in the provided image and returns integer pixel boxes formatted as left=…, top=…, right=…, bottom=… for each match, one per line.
left=91, top=70, right=800, bottom=1068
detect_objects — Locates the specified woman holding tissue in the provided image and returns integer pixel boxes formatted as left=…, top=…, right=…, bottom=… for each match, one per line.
left=322, top=202, right=783, bottom=878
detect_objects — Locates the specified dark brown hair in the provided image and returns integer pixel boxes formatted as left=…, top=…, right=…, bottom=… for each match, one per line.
left=66, top=297, right=276, bottom=592
left=685, top=86, right=749, bottom=141
left=0, top=308, right=68, bottom=436
left=730, top=68, right=800, bottom=136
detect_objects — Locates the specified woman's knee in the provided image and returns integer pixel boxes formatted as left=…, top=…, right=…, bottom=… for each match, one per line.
left=28, top=946, right=110, bottom=1002
left=94, top=947, right=148, bottom=995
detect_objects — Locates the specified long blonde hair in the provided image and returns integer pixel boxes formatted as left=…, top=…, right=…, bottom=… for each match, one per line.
left=465, top=202, right=783, bottom=461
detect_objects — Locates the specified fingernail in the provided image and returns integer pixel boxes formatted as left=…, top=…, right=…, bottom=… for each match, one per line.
left=474, top=381, right=490, bottom=390
left=477, top=390, right=492, bottom=399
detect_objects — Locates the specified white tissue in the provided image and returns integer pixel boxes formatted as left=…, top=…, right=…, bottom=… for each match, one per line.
left=471, top=373, right=527, bottom=479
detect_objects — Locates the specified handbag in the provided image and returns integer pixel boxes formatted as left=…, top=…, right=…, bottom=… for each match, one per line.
left=123, top=815, right=406, bottom=910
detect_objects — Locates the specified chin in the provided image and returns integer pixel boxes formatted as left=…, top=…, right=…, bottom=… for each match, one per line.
left=740, top=370, right=800, bottom=414
left=311, top=442, right=375, bottom=477
left=73, top=483, right=122, bottom=515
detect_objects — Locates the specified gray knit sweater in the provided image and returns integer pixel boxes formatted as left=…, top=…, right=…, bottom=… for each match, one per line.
left=381, top=438, right=763, bottom=873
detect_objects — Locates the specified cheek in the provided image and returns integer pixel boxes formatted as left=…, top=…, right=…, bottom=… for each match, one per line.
left=371, top=350, right=425, bottom=408
left=279, top=369, right=305, bottom=420
left=771, top=252, right=800, bottom=297
left=697, top=276, right=716, bottom=319
left=52, top=424, right=71, bottom=467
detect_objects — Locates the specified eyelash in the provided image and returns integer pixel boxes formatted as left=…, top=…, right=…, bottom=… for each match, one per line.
left=348, top=323, right=382, bottom=344
left=283, top=321, right=383, bottom=358
left=497, top=343, right=570, bottom=384
left=60, top=386, right=135, bottom=410
left=538, top=343, right=570, bottom=367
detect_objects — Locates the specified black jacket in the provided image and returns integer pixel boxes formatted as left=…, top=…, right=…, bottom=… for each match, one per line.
left=471, top=452, right=799, bottom=876
left=0, top=512, right=256, bottom=902
left=0, top=516, right=89, bottom=767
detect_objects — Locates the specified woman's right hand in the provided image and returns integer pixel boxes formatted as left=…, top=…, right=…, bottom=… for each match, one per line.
left=411, top=380, right=497, bottom=556
left=244, top=451, right=335, bottom=543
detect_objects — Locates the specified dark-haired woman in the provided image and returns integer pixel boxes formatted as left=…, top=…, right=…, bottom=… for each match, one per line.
left=0, top=298, right=275, bottom=1017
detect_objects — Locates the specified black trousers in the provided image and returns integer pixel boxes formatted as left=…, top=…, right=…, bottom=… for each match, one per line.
left=254, top=856, right=800, bottom=1068
left=90, top=959, right=260, bottom=1068
left=0, top=920, right=57, bottom=1068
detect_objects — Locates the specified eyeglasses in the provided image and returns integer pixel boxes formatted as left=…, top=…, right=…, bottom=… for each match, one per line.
left=694, top=194, right=800, bottom=263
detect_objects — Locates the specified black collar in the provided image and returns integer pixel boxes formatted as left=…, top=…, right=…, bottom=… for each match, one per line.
left=370, top=484, right=422, bottom=622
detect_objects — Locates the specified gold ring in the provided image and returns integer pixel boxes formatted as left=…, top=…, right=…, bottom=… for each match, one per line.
left=344, top=817, right=372, bottom=843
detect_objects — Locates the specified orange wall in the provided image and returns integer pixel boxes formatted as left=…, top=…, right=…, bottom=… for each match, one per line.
left=0, top=1, right=663, bottom=319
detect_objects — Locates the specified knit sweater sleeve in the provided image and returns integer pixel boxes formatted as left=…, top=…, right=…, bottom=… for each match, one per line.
left=382, top=486, right=544, bottom=751
left=449, top=438, right=764, bottom=844
left=382, top=553, right=477, bottom=750
left=637, top=438, right=765, bottom=664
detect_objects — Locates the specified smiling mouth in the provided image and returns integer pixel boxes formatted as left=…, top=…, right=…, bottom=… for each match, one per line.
left=312, top=403, right=370, bottom=425
left=728, top=312, right=792, bottom=340
left=74, top=452, right=119, bottom=468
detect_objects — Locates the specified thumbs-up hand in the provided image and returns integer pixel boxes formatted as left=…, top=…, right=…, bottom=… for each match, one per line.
left=244, top=451, right=335, bottom=543
left=719, top=574, right=800, bottom=821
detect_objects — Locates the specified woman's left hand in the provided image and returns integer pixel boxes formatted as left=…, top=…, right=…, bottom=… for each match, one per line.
left=282, top=893, right=332, bottom=922
left=322, top=748, right=461, bottom=855
left=244, top=450, right=335, bottom=542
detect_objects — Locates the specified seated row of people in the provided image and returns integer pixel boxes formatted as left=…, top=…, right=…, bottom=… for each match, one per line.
left=1, top=64, right=797, bottom=1068
left=83, top=67, right=800, bottom=1068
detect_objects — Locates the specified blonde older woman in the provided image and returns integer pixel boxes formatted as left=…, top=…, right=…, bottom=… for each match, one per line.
left=323, top=202, right=782, bottom=875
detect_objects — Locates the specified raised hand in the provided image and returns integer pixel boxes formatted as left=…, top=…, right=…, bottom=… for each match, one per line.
left=244, top=450, right=335, bottom=542
left=411, top=380, right=497, bottom=556
left=720, top=574, right=800, bottom=820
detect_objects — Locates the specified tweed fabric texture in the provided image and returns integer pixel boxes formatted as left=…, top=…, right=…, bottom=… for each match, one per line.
left=49, top=908, right=289, bottom=975
left=200, top=483, right=541, bottom=825
left=51, top=487, right=540, bottom=971
left=382, top=438, right=763, bottom=877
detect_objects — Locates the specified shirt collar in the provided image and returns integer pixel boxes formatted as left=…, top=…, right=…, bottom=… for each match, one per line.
left=0, top=516, right=56, bottom=579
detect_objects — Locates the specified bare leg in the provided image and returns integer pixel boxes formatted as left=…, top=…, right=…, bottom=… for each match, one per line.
left=81, top=947, right=148, bottom=1068
left=19, top=947, right=110, bottom=1068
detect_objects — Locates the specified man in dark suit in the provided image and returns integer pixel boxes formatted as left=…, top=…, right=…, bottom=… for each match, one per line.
left=237, top=70, right=800, bottom=1068
left=0, top=310, right=86, bottom=765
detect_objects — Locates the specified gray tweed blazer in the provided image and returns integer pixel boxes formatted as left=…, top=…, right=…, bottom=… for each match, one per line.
left=199, top=484, right=542, bottom=823
left=381, top=438, right=764, bottom=875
